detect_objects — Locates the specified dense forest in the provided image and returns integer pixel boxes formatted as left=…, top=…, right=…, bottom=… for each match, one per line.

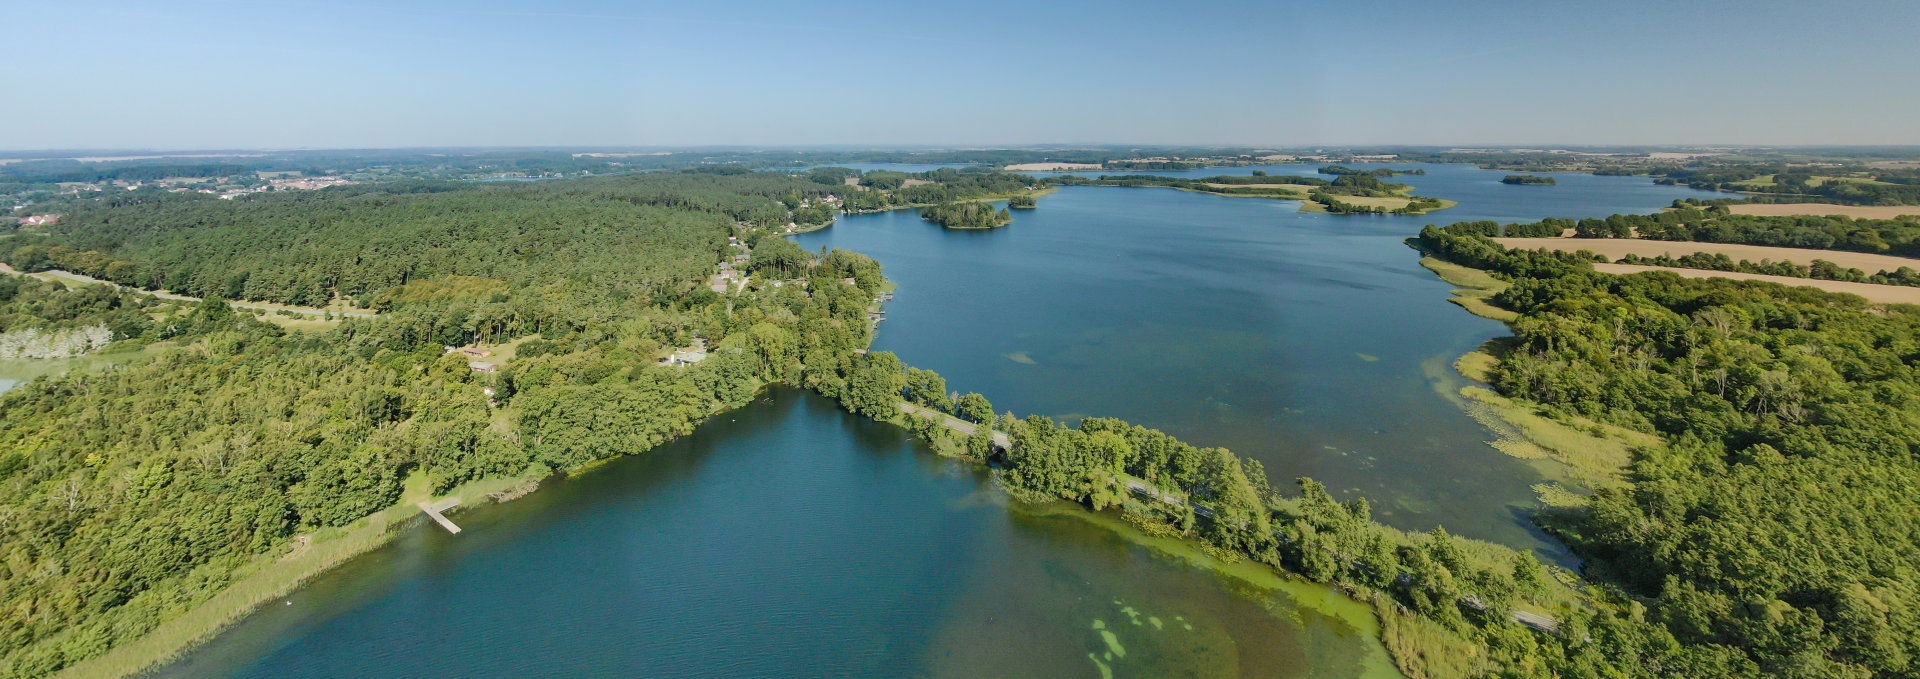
left=1421, top=221, right=1920, bottom=677
left=1502, top=175, right=1557, bottom=185
left=0, top=167, right=1055, bottom=310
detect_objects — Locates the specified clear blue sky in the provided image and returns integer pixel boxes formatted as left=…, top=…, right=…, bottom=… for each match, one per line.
left=5, top=0, right=1918, bottom=150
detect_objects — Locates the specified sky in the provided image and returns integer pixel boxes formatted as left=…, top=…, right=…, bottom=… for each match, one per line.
left=4, top=0, right=1918, bottom=150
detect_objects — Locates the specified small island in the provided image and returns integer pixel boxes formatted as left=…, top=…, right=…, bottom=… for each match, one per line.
left=1502, top=175, right=1557, bottom=185
left=921, top=201, right=1012, bottom=228
left=1007, top=194, right=1037, bottom=209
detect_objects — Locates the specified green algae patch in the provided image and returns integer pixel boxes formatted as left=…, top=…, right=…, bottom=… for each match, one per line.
left=1013, top=501, right=1403, bottom=678
left=1087, top=653, right=1114, bottom=679
left=1099, top=629, right=1127, bottom=658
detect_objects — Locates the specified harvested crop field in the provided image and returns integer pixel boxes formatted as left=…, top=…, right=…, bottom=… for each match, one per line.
left=1592, top=264, right=1920, bottom=305
left=1493, top=237, right=1920, bottom=274
left=1728, top=204, right=1920, bottom=219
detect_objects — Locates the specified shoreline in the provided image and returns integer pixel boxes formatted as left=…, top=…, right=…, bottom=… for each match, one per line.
left=1411, top=245, right=1657, bottom=505
left=53, top=469, right=545, bottom=679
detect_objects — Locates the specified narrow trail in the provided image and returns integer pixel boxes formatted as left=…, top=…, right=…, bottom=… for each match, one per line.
left=0, top=264, right=377, bottom=317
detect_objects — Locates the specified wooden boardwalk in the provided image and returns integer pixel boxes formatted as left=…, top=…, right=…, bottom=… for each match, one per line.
left=417, top=498, right=462, bottom=534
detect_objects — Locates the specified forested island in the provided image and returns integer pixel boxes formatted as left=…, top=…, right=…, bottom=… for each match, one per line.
left=1501, top=175, right=1557, bottom=185
left=920, top=201, right=1012, bottom=229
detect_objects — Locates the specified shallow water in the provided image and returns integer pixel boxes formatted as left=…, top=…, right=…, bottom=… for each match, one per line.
left=152, top=389, right=1394, bottom=679
left=796, top=164, right=1722, bottom=560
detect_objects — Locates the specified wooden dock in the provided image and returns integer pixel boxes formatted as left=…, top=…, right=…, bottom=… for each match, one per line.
left=417, top=498, right=462, bottom=534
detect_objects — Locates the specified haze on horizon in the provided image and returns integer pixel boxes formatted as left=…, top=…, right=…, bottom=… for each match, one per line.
left=5, top=0, right=1918, bottom=151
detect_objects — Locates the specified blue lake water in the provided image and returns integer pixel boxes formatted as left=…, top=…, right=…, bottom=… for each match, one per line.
left=153, top=389, right=1394, bottom=679
left=796, top=164, right=1723, bottom=560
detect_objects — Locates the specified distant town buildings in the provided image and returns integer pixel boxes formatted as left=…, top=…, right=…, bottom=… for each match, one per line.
left=18, top=214, right=60, bottom=227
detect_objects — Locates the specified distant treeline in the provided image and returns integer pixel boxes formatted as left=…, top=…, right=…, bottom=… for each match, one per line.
left=1502, top=175, right=1557, bottom=185
left=1046, top=173, right=1321, bottom=195
left=1437, top=218, right=1573, bottom=238
left=1563, top=206, right=1920, bottom=256
left=1655, top=167, right=1920, bottom=205
left=1613, top=251, right=1920, bottom=287
left=0, top=163, right=256, bottom=184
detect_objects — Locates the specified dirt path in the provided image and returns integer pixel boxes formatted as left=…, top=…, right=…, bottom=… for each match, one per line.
left=0, top=264, right=377, bottom=317
left=897, top=402, right=1010, bottom=449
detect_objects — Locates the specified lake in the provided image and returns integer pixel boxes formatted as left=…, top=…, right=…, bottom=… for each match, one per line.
left=145, top=163, right=1721, bottom=678
left=795, top=163, right=1722, bottom=561
left=151, top=389, right=1396, bottom=679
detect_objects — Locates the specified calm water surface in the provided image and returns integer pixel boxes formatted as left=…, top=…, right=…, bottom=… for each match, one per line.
left=797, top=164, right=1722, bottom=560
left=153, top=389, right=1394, bottom=679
